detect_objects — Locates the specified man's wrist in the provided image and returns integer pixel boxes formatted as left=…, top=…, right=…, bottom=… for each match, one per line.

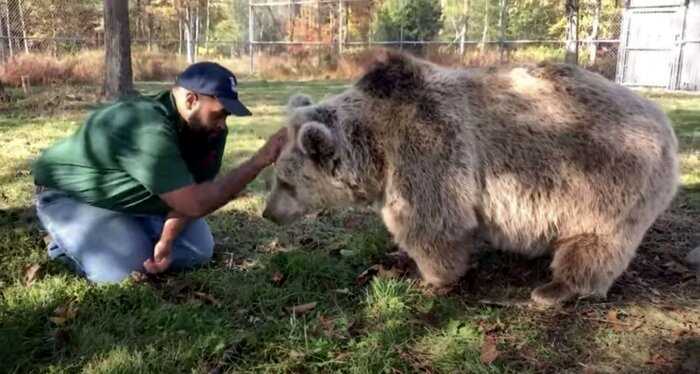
left=251, top=151, right=271, bottom=169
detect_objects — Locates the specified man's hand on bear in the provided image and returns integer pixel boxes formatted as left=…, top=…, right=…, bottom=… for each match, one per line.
left=255, top=128, right=288, bottom=167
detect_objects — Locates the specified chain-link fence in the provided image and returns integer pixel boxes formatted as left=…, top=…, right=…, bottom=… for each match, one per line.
left=0, top=0, right=624, bottom=85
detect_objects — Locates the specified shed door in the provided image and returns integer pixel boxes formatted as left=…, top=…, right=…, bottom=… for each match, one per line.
left=617, top=6, right=685, bottom=87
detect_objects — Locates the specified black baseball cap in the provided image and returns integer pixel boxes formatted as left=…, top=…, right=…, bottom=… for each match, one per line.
left=175, top=61, right=252, bottom=116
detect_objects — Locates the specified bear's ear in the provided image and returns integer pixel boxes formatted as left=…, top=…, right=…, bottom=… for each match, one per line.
left=297, top=121, right=336, bottom=162
left=355, top=50, right=424, bottom=100
left=287, top=94, right=314, bottom=111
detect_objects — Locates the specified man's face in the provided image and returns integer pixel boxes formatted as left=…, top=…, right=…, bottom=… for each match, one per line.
left=185, top=93, right=229, bottom=132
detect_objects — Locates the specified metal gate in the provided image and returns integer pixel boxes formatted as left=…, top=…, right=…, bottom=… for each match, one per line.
left=616, top=0, right=700, bottom=90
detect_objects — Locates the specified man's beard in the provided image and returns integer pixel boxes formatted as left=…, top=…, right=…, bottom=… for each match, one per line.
left=186, top=110, right=210, bottom=133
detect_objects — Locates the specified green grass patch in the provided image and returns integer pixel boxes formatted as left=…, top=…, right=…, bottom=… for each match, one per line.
left=0, top=82, right=698, bottom=373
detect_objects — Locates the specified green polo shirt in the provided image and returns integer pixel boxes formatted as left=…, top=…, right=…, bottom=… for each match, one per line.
left=32, top=91, right=227, bottom=214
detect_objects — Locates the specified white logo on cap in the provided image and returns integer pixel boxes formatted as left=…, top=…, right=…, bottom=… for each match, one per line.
left=229, top=77, right=237, bottom=93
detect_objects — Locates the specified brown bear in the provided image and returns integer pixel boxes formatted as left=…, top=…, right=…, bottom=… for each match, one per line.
left=262, top=51, right=679, bottom=306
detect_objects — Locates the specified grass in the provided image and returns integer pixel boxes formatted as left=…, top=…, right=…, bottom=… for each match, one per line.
left=0, top=82, right=699, bottom=373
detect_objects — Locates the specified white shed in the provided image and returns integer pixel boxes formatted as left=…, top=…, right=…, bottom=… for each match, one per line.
left=616, top=0, right=700, bottom=90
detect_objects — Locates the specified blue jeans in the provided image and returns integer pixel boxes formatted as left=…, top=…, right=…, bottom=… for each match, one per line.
left=35, top=189, right=214, bottom=284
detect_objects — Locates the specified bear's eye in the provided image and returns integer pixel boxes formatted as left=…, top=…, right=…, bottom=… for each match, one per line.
left=277, top=177, right=297, bottom=197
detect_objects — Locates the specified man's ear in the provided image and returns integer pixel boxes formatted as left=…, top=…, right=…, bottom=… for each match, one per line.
left=185, top=91, right=198, bottom=110
left=297, top=121, right=336, bottom=162
left=355, top=50, right=424, bottom=100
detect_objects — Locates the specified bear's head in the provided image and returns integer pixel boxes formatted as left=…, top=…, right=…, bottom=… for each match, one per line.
left=263, top=51, right=427, bottom=225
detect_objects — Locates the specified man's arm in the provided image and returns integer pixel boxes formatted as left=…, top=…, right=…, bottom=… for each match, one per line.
left=159, top=128, right=288, bottom=218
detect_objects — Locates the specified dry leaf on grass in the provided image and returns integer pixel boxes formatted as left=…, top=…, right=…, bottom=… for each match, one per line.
left=192, top=291, right=222, bottom=306
left=646, top=353, right=671, bottom=366
left=355, top=265, right=380, bottom=286
left=318, top=314, right=335, bottom=337
left=271, top=271, right=285, bottom=286
left=355, top=264, right=404, bottom=286
left=607, top=310, right=621, bottom=323
left=287, top=302, right=317, bottom=316
left=49, top=303, right=78, bottom=326
left=130, top=271, right=149, bottom=283
left=480, top=335, right=500, bottom=365
left=24, top=263, right=41, bottom=286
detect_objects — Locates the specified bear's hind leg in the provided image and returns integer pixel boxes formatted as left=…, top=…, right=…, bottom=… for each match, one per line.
left=532, top=233, right=636, bottom=306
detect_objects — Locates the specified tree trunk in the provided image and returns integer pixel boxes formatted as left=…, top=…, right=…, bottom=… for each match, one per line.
left=147, top=11, right=153, bottom=51
left=479, top=0, right=489, bottom=55
left=194, top=5, right=200, bottom=61
left=0, top=2, right=6, bottom=62
left=4, top=1, right=13, bottom=58
left=498, top=0, right=507, bottom=63
left=0, top=79, right=7, bottom=101
left=337, top=0, right=343, bottom=55
left=184, top=7, right=194, bottom=63
left=178, top=17, right=183, bottom=56
left=565, top=0, right=579, bottom=65
left=18, top=0, right=28, bottom=54
left=459, top=0, right=469, bottom=56
left=103, top=0, right=134, bottom=100
left=588, top=0, right=601, bottom=65
left=205, top=0, right=210, bottom=55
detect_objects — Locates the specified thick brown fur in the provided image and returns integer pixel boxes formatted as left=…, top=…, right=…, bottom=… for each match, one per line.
left=263, top=51, right=679, bottom=305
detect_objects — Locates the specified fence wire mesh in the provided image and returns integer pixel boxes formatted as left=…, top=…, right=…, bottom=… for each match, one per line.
left=0, top=0, right=625, bottom=84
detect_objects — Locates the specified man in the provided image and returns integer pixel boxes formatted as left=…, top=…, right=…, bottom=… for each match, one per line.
left=32, top=62, right=287, bottom=284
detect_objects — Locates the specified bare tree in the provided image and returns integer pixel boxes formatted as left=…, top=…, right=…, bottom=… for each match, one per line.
left=18, top=0, right=28, bottom=54
left=0, top=2, right=7, bottom=61
left=204, top=0, right=210, bottom=55
left=565, top=0, right=579, bottom=65
left=0, top=79, right=7, bottom=101
left=184, top=6, right=195, bottom=63
left=3, top=0, right=13, bottom=57
left=103, top=0, right=134, bottom=99
left=179, top=2, right=200, bottom=64
left=479, top=0, right=489, bottom=55
left=588, top=0, right=601, bottom=65
left=498, top=0, right=508, bottom=63
left=459, top=0, right=469, bottom=56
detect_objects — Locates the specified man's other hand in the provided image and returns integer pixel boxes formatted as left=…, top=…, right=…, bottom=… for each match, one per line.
left=143, top=240, right=173, bottom=274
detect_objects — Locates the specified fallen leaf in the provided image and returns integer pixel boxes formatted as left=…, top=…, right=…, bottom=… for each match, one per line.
left=24, top=264, right=41, bottom=286
left=271, top=271, right=285, bottom=286
left=343, top=216, right=364, bottom=230
left=130, top=271, right=149, bottom=283
left=346, top=319, right=360, bottom=337
left=607, top=310, right=621, bottom=324
left=646, top=353, right=671, bottom=366
left=287, top=302, right=317, bottom=316
left=355, top=265, right=380, bottom=286
left=334, top=352, right=351, bottom=361
left=192, top=291, right=222, bottom=306
left=333, top=288, right=350, bottom=294
left=49, top=303, right=78, bottom=325
left=318, top=314, right=335, bottom=337
left=289, top=350, right=305, bottom=359
left=49, top=316, right=67, bottom=325
left=480, top=335, right=500, bottom=365
left=663, top=260, right=691, bottom=275
left=628, top=320, right=644, bottom=331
